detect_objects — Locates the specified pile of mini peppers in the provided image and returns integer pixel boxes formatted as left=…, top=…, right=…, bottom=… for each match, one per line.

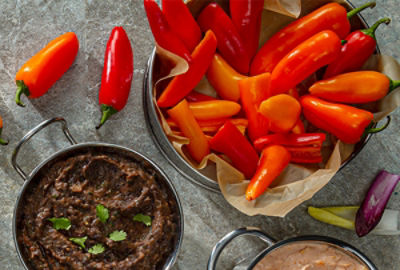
left=145, top=0, right=397, bottom=201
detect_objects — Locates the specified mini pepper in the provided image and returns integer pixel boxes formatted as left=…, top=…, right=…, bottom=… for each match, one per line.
left=15, top=32, right=79, bottom=107
left=97, top=27, right=133, bottom=129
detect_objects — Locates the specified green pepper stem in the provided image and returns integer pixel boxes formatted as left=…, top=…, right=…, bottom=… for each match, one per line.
left=389, top=79, right=400, bottom=92
left=0, top=128, right=8, bottom=145
left=341, top=40, right=347, bottom=45
left=365, top=116, right=391, bottom=134
left=96, top=104, right=118, bottom=129
left=361, top=18, right=391, bottom=40
left=347, top=2, right=376, bottom=19
left=15, top=80, right=30, bottom=107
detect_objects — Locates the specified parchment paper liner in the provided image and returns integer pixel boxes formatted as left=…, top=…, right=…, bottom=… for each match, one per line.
left=151, top=0, right=400, bottom=217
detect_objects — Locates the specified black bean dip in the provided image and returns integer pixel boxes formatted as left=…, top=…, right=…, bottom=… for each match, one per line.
left=17, top=152, right=179, bottom=269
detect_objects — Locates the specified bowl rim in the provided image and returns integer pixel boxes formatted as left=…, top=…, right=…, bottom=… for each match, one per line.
left=12, top=142, right=184, bottom=270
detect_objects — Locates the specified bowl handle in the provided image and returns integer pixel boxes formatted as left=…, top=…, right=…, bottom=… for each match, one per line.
left=207, top=227, right=275, bottom=270
left=11, top=117, right=77, bottom=180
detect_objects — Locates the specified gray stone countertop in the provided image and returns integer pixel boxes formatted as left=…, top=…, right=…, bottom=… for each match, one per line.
left=0, top=0, right=399, bottom=269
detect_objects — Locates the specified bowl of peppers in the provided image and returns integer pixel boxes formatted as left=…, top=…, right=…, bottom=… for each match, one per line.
left=143, top=0, right=398, bottom=216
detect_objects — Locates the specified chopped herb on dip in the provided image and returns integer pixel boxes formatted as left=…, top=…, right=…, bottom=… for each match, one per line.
left=109, top=230, right=127, bottom=241
left=69, top=236, right=87, bottom=249
left=48, top=217, right=71, bottom=230
left=96, top=204, right=109, bottom=223
left=88, top=244, right=105, bottom=254
left=133, top=214, right=152, bottom=227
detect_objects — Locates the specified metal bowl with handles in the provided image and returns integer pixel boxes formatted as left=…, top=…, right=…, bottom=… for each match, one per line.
left=208, top=227, right=377, bottom=270
left=143, top=0, right=386, bottom=193
left=11, top=117, right=183, bottom=270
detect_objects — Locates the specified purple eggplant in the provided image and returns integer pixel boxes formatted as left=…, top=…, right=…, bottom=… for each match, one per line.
left=355, top=170, right=400, bottom=237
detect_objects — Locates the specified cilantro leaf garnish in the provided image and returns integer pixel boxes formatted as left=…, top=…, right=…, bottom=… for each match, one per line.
left=88, top=244, right=105, bottom=254
left=133, top=214, right=152, bottom=227
left=109, top=230, right=127, bottom=241
left=69, top=236, right=87, bottom=249
left=48, top=217, right=71, bottom=230
left=96, top=204, right=109, bottom=223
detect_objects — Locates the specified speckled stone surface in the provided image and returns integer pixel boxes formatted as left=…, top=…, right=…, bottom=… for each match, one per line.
left=0, top=1, right=399, bottom=269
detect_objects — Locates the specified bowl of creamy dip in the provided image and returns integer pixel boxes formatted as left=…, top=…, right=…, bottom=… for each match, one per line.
left=208, top=227, right=376, bottom=270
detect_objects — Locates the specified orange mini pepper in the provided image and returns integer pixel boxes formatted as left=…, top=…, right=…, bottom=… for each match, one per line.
left=301, top=95, right=374, bottom=144
left=158, top=30, right=217, bottom=108
left=0, top=115, right=8, bottom=145
left=309, top=71, right=400, bottom=104
left=259, top=94, right=301, bottom=133
left=269, top=30, right=341, bottom=96
left=188, top=100, right=241, bottom=121
left=207, top=54, right=247, bottom=101
left=15, top=32, right=79, bottom=107
left=291, top=119, right=305, bottom=134
left=239, top=73, right=270, bottom=141
left=246, top=145, right=291, bottom=201
left=167, top=99, right=210, bottom=163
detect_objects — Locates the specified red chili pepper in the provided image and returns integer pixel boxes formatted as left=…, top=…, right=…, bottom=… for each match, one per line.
left=324, top=18, right=390, bottom=79
left=186, top=91, right=216, bottom=102
left=239, top=73, right=270, bottom=142
left=286, top=146, right=323, bottom=164
left=97, top=27, right=133, bottom=129
left=250, top=2, right=376, bottom=75
left=157, top=30, right=217, bottom=108
left=230, top=0, right=264, bottom=60
left=0, top=115, right=8, bottom=145
left=246, top=145, right=291, bottom=201
left=300, top=95, right=373, bottom=144
left=15, top=32, right=79, bottom=107
left=197, top=3, right=250, bottom=74
left=253, top=133, right=326, bottom=152
left=144, top=0, right=192, bottom=63
left=269, top=30, right=341, bottom=95
left=209, top=121, right=259, bottom=178
left=162, top=0, right=202, bottom=52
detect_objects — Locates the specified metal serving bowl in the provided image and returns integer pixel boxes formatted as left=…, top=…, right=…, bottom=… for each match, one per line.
left=11, top=117, right=183, bottom=270
left=207, top=227, right=377, bottom=270
left=143, top=0, right=383, bottom=193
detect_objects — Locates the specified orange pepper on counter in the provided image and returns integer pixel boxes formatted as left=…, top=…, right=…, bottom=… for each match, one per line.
left=301, top=95, right=374, bottom=144
left=0, top=115, right=8, bottom=145
left=239, top=73, right=270, bottom=142
left=158, top=30, right=217, bottom=108
left=167, top=99, right=210, bottom=163
left=188, top=100, right=241, bottom=121
left=246, top=145, right=291, bottom=201
left=15, top=32, right=79, bottom=107
left=259, top=94, right=301, bottom=133
left=309, top=71, right=400, bottom=104
left=207, top=54, right=247, bottom=101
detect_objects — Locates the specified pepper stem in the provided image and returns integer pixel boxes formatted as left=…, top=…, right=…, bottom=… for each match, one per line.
left=347, top=2, right=376, bottom=19
left=96, top=104, right=118, bottom=129
left=361, top=18, right=391, bottom=39
left=15, top=80, right=30, bottom=107
left=365, top=116, right=391, bottom=134
left=0, top=128, right=8, bottom=145
left=389, top=79, right=400, bottom=92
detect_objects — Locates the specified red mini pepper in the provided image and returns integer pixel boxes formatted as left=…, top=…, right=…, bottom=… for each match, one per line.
left=15, top=32, right=79, bottom=107
left=324, top=18, right=391, bottom=79
left=301, top=95, right=373, bottom=144
left=186, top=91, right=216, bottom=102
left=162, top=0, right=202, bottom=52
left=230, top=0, right=264, bottom=60
left=250, top=2, right=375, bottom=75
left=210, top=121, right=259, bottom=178
left=269, top=30, right=341, bottom=95
left=246, top=145, right=291, bottom=201
left=253, top=133, right=326, bottom=163
left=0, top=115, right=8, bottom=145
left=144, top=0, right=192, bottom=63
left=239, top=73, right=271, bottom=142
left=157, top=30, right=217, bottom=108
left=197, top=3, right=250, bottom=74
left=97, top=27, right=133, bottom=129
